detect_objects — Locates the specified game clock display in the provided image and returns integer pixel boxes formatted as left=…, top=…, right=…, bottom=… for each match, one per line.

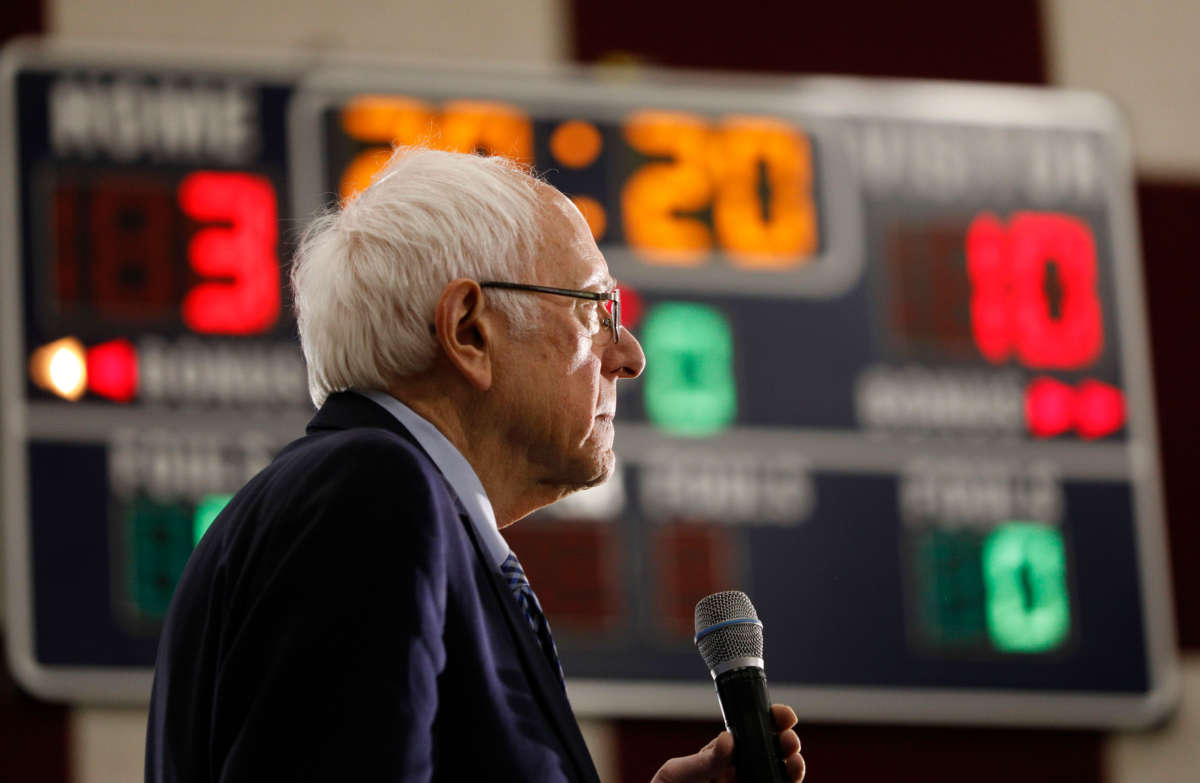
left=0, top=41, right=1176, bottom=727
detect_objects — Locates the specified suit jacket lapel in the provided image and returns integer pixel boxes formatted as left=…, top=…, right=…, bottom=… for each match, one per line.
left=459, top=513, right=602, bottom=783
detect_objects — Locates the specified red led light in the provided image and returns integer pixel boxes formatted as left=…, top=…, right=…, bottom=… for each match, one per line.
left=86, top=339, right=138, bottom=403
left=1025, top=377, right=1125, bottom=439
left=1025, top=377, right=1074, bottom=438
left=1075, top=379, right=1125, bottom=439
left=966, top=212, right=1103, bottom=370
left=617, top=281, right=644, bottom=331
left=178, top=172, right=280, bottom=335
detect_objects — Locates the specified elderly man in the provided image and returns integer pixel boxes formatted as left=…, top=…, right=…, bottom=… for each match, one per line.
left=146, top=147, right=804, bottom=782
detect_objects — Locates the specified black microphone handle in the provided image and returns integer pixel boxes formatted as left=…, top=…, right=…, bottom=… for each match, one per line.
left=714, top=666, right=789, bottom=783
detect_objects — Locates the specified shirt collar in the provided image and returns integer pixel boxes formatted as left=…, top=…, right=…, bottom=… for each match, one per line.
left=354, top=389, right=511, bottom=571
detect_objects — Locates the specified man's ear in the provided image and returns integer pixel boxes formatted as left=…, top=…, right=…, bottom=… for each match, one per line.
left=433, top=278, right=493, bottom=391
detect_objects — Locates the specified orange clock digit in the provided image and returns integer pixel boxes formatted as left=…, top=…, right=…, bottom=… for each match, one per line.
left=711, top=116, right=817, bottom=267
left=339, top=95, right=435, bottom=201
left=621, top=111, right=713, bottom=265
left=440, top=100, right=533, bottom=165
left=338, top=96, right=532, bottom=201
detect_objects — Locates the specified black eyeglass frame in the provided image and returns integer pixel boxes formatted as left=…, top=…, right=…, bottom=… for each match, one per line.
left=479, top=281, right=621, bottom=343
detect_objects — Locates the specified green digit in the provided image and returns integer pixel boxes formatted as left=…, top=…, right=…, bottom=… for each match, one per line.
left=641, top=302, right=736, bottom=436
left=194, top=493, right=234, bottom=545
left=127, top=497, right=193, bottom=621
left=983, top=522, right=1071, bottom=652
left=916, top=529, right=987, bottom=646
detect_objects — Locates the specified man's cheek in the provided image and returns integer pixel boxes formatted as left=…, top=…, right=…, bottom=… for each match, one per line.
left=566, top=344, right=600, bottom=374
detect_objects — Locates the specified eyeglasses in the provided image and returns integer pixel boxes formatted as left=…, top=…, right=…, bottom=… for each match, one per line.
left=480, top=281, right=621, bottom=344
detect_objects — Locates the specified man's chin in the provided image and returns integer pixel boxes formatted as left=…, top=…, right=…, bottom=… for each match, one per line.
left=533, top=445, right=616, bottom=499
left=578, top=468, right=611, bottom=490
left=565, top=449, right=615, bottom=492
left=568, top=451, right=614, bottom=489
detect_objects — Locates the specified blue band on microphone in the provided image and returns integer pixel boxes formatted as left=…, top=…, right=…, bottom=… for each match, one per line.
left=693, top=617, right=763, bottom=644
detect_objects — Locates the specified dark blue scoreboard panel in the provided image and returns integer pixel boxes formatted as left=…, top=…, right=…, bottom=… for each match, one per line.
left=2, top=41, right=1178, bottom=726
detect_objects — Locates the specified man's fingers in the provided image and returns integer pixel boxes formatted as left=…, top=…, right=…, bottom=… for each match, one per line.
left=650, top=731, right=733, bottom=783
left=785, top=750, right=807, bottom=782
left=769, top=705, right=804, bottom=782
left=771, top=703, right=798, bottom=731
left=711, top=730, right=734, bottom=760
left=778, top=728, right=801, bottom=757
left=651, top=715, right=803, bottom=783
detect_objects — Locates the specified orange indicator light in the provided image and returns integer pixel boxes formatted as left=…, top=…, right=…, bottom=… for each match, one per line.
left=571, top=195, right=608, bottom=241
left=30, top=337, right=87, bottom=401
left=550, top=120, right=603, bottom=168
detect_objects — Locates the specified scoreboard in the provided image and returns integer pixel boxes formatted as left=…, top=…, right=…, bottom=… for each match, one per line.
left=1, top=40, right=1178, bottom=727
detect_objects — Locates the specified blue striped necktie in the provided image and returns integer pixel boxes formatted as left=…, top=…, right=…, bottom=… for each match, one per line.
left=501, top=552, right=565, bottom=687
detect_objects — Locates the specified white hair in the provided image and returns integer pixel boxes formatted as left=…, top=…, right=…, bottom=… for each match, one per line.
left=290, top=146, right=547, bottom=407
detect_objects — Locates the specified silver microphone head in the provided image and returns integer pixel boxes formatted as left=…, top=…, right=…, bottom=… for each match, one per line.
left=693, top=590, right=765, bottom=675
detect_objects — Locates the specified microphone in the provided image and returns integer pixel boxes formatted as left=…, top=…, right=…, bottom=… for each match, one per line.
left=694, top=590, right=789, bottom=783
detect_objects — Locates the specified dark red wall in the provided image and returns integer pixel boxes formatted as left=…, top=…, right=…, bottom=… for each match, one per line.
left=1138, top=180, right=1200, bottom=650
left=571, top=0, right=1046, bottom=84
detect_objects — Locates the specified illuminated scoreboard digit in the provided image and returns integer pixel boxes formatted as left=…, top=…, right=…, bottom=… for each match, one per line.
left=2, top=43, right=1176, bottom=726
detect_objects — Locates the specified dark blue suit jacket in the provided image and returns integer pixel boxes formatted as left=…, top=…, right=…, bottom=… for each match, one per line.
left=146, top=391, right=602, bottom=782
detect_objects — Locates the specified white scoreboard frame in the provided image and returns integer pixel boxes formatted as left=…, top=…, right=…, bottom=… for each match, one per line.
left=0, top=39, right=1178, bottom=728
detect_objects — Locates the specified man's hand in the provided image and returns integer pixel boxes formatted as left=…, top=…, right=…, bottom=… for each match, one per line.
left=650, top=704, right=805, bottom=783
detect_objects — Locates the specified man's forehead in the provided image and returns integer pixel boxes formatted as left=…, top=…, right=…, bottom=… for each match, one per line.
left=538, top=189, right=614, bottom=289
left=581, top=267, right=616, bottom=289
left=568, top=246, right=614, bottom=291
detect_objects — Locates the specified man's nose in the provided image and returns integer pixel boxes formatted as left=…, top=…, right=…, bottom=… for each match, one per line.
left=609, top=327, right=646, bottom=379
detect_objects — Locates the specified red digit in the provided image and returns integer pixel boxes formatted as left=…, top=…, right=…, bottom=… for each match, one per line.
left=966, top=213, right=1011, bottom=363
left=178, top=172, right=279, bottom=335
left=1009, top=212, right=1102, bottom=368
left=90, top=176, right=174, bottom=319
left=966, top=212, right=1103, bottom=369
left=53, top=179, right=81, bottom=309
